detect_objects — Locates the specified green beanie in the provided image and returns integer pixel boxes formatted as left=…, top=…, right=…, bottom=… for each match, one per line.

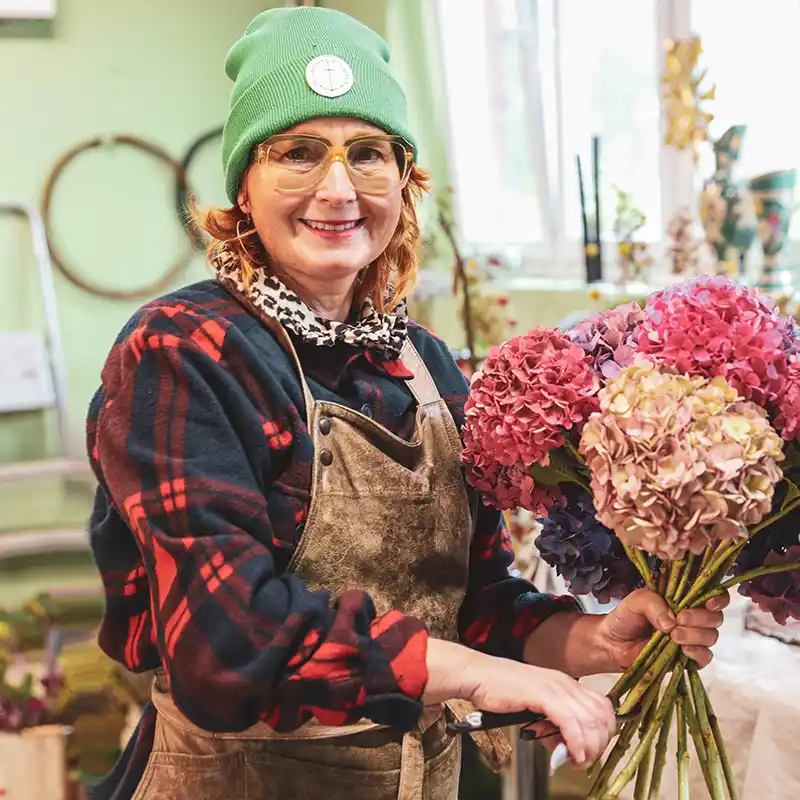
left=222, top=7, right=417, bottom=204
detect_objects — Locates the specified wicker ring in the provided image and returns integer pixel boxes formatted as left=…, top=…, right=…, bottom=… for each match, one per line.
left=175, top=125, right=224, bottom=250
left=41, top=134, right=197, bottom=301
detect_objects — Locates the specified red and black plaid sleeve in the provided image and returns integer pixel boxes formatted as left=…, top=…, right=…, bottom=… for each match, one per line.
left=88, top=300, right=428, bottom=736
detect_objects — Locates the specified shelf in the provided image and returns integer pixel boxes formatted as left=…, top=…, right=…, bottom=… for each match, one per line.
left=0, top=528, right=89, bottom=559
left=0, top=458, right=93, bottom=484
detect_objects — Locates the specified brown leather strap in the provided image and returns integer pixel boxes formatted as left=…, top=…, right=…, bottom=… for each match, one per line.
left=399, top=338, right=442, bottom=407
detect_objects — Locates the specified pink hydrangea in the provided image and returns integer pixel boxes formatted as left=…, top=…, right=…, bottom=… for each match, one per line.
left=462, top=437, right=563, bottom=515
left=580, top=361, right=784, bottom=560
left=775, top=358, right=800, bottom=441
left=635, top=276, right=789, bottom=407
left=568, top=301, right=646, bottom=379
left=463, top=327, right=600, bottom=471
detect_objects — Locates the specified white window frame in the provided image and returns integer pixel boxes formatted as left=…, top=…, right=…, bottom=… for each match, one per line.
left=433, top=0, right=726, bottom=283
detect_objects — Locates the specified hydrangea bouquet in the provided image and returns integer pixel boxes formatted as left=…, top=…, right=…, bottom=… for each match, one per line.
left=461, top=277, right=800, bottom=799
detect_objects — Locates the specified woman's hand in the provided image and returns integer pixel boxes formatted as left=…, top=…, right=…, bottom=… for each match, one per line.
left=597, top=588, right=730, bottom=670
left=423, top=639, right=616, bottom=766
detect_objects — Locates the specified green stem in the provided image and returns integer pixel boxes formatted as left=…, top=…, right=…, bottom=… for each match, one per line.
left=589, top=677, right=663, bottom=798
left=681, top=674, right=706, bottom=763
left=618, top=641, right=680, bottom=716
left=647, top=688, right=675, bottom=800
left=606, top=659, right=688, bottom=799
left=666, top=558, right=684, bottom=606
left=699, top=675, right=739, bottom=800
left=676, top=540, right=743, bottom=612
left=609, top=631, right=665, bottom=703
left=675, top=680, right=689, bottom=800
left=673, top=553, right=696, bottom=604
left=749, top=495, right=800, bottom=536
left=634, top=700, right=657, bottom=798
left=688, top=666, right=726, bottom=799
left=677, top=684, right=690, bottom=800
left=624, top=543, right=657, bottom=592
left=682, top=674, right=715, bottom=796
left=694, top=561, right=800, bottom=608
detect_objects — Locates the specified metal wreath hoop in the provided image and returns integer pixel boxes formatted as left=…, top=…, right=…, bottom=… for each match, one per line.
left=41, top=133, right=199, bottom=301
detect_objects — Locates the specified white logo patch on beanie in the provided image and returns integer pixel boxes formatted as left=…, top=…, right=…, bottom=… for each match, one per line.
left=306, top=55, right=354, bottom=98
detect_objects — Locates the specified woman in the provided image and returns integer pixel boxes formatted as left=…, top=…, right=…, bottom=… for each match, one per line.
left=87, top=7, right=727, bottom=799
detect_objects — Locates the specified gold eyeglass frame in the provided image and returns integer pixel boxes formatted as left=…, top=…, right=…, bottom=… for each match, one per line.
left=254, top=134, right=414, bottom=195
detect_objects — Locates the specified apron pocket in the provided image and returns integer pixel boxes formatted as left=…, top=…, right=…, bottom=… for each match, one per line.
left=243, top=749, right=401, bottom=800
left=132, top=751, right=244, bottom=800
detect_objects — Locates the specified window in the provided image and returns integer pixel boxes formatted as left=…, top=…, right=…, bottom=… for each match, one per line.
left=434, top=0, right=800, bottom=274
left=436, top=0, right=545, bottom=247
left=557, top=0, right=661, bottom=243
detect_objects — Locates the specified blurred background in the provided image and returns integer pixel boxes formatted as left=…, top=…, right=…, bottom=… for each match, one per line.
left=2, top=0, right=800, bottom=798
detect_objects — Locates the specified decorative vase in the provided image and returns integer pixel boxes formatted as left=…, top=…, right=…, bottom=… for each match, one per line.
left=699, top=124, right=758, bottom=276
left=0, top=725, right=71, bottom=800
left=750, top=169, right=797, bottom=293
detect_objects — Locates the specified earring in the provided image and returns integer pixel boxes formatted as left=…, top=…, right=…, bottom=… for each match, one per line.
left=236, top=216, right=255, bottom=240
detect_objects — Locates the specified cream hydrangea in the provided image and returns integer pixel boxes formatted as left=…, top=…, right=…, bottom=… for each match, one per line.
left=580, top=359, right=784, bottom=559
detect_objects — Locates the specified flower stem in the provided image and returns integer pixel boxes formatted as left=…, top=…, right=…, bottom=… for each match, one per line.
left=748, top=495, right=800, bottom=536
left=681, top=674, right=706, bottom=762
left=589, top=677, right=662, bottom=798
left=646, top=687, right=675, bottom=800
left=676, top=540, right=743, bottom=612
left=693, top=561, right=800, bottom=608
left=657, top=563, right=669, bottom=595
left=618, top=641, right=680, bottom=716
left=666, top=558, right=684, bottom=605
left=676, top=683, right=690, bottom=800
left=698, top=674, right=739, bottom=800
left=682, top=674, right=716, bottom=796
left=624, top=543, right=657, bottom=592
left=688, top=666, right=726, bottom=799
left=673, top=553, right=696, bottom=605
left=609, top=630, right=665, bottom=704
left=605, top=659, right=688, bottom=799
left=634, top=700, right=657, bottom=798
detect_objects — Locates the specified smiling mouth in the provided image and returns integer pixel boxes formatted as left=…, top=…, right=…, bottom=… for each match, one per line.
left=301, top=218, right=365, bottom=232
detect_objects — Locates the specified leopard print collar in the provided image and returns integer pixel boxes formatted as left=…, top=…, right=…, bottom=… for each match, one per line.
left=213, top=246, right=408, bottom=360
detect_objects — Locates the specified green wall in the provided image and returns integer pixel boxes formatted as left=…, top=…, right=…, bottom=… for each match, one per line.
left=0, top=0, right=393, bottom=464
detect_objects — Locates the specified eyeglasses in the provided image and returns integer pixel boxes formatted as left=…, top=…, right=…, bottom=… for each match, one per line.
left=254, top=134, right=414, bottom=195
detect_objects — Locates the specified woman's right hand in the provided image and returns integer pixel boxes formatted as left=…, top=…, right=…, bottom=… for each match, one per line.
left=422, top=639, right=616, bottom=766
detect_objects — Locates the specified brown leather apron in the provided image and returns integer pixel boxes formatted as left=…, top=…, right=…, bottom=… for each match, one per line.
left=131, top=320, right=510, bottom=800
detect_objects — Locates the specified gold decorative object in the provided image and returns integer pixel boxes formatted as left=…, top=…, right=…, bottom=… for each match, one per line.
left=662, top=37, right=715, bottom=163
left=612, top=186, right=653, bottom=283
left=666, top=208, right=701, bottom=276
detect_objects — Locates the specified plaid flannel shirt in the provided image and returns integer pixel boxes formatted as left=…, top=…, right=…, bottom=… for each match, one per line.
left=86, top=280, right=577, bottom=799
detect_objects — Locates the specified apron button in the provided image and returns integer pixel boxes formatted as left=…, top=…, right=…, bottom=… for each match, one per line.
left=360, top=404, right=373, bottom=418
left=320, top=448, right=334, bottom=466
left=319, top=417, right=331, bottom=435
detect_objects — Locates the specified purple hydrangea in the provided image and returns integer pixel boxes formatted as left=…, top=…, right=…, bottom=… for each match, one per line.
left=535, top=486, right=643, bottom=604
left=737, top=545, right=800, bottom=624
left=734, top=499, right=800, bottom=624
left=778, top=314, right=800, bottom=357
left=568, top=301, right=646, bottom=379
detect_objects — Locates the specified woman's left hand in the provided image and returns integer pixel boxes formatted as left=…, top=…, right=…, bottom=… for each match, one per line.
left=596, top=588, right=730, bottom=670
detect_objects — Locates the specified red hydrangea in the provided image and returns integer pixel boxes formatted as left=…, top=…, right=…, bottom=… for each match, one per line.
left=635, top=277, right=789, bottom=407
left=463, top=328, right=600, bottom=470
left=462, top=437, right=564, bottom=514
left=775, top=358, right=800, bottom=441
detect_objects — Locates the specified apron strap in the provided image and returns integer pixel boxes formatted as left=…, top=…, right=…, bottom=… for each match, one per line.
left=258, top=314, right=317, bottom=432
left=398, top=338, right=442, bottom=408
